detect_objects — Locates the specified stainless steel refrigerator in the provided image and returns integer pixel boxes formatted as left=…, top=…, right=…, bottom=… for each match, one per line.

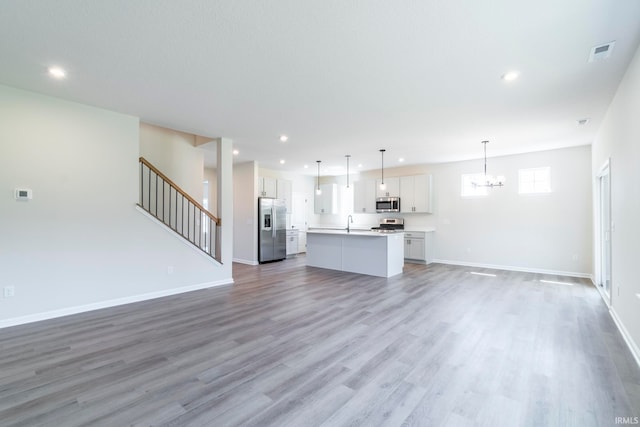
left=258, top=197, right=287, bottom=263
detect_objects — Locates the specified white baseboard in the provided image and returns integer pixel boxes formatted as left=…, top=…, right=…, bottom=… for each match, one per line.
left=0, top=279, right=233, bottom=330
left=432, top=259, right=592, bottom=279
left=233, top=258, right=259, bottom=265
left=609, top=307, right=640, bottom=368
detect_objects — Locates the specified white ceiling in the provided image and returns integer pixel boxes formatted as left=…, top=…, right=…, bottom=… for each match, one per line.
left=1, top=1, right=639, bottom=175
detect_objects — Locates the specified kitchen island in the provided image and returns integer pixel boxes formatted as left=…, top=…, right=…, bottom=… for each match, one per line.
left=306, top=229, right=404, bottom=278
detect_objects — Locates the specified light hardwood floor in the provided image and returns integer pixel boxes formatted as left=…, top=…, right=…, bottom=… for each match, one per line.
left=1, top=257, right=639, bottom=426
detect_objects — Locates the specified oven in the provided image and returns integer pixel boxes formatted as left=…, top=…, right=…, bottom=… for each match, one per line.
left=371, top=217, right=404, bottom=233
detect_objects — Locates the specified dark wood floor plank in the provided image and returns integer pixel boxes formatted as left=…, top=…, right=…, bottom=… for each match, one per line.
left=0, top=257, right=638, bottom=427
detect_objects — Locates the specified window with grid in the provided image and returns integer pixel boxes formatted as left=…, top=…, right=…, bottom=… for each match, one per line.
left=518, top=167, right=551, bottom=194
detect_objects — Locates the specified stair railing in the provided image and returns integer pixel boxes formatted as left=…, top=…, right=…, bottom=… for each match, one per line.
left=138, top=157, right=221, bottom=263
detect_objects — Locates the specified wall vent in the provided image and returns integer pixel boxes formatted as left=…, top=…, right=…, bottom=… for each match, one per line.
left=589, top=41, right=616, bottom=62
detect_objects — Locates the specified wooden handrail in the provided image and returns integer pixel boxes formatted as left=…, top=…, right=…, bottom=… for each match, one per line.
left=139, top=157, right=221, bottom=226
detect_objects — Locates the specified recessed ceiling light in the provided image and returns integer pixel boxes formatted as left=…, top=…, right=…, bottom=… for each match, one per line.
left=501, top=71, right=519, bottom=82
left=48, top=66, right=66, bottom=79
left=279, top=159, right=285, bottom=164
left=304, top=164, right=309, bottom=169
left=279, top=135, right=288, bottom=142
left=398, top=158, right=405, bottom=163
left=232, top=149, right=239, bottom=155
left=358, top=164, right=363, bottom=168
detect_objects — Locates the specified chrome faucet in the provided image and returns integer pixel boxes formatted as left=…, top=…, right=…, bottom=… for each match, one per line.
left=347, top=215, right=353, bottom=233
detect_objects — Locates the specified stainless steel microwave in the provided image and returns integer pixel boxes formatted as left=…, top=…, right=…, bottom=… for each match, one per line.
left=376, top=197, right=400, bottom=213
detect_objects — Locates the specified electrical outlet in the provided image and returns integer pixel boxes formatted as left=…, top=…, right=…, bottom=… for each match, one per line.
left=167, top=266, right=174, bottom=275
left=3, top=286, right=15, bottom=298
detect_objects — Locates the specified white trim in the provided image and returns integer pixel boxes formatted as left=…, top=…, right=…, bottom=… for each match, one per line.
left=0, top=279, right=233, bottom=330
left=594, top=278, right=612, bottom=309
left=597, top=158, right=611, bottom=178
left=593, top=158, right=612, bottom=305
left=432, top=259, right=591, bottom=278
left=233, top=258, right=259, bottom=265
left=609, top=307, right=640, bottom=368
left=136, top=205, right=222, bottom=265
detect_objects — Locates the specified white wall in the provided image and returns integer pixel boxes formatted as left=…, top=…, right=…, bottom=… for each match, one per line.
left=204, top=167, right=218, bottom=216
left=139, top=122, right=204, bottom=202
left=313, top=145, right=593, bottom=276
left=0, top=85, right=232, bottom=327
left=592, top=43, right=640, bottom=360
left=431, top=146, right=592, bottom=275
left=233, top=161, right=258, bottom=264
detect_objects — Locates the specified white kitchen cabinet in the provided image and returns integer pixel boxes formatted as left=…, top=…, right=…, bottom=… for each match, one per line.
left=404, top=231, right=434, bottom=264
left=353, top=179, right=377, bottom=213
left=307, top=230, right=404, bottom=278
left=286, top=229, right=299, bottom=255
left=404, top=232, right=426, bottom=261
left=258, top=176, right=277, bottom=198
left=258, top=177, right=292, bottom=212
left=375, top=177, right=400, bottom=198
left=314, top=183, right=337, bottom=214
left=400, top=174, right=433, bottom=213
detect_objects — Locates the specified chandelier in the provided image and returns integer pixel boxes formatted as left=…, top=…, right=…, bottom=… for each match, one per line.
left=472, top=140, right=505, bottom=188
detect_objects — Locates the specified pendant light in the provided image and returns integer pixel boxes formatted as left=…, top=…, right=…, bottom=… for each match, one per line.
left=472, top=141, right=505, bottom=188
left=315, top=160, right=322, bottom=195
left=345, top=155, right=351, bottom=188
left=379, top=149, right=386, bottom=190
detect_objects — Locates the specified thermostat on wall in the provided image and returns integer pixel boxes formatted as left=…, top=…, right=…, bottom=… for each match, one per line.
left=15, top=188, right=33, bottom=200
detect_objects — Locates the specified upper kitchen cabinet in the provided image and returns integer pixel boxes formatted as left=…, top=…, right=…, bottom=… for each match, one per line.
left=353, top=179, right=377, bottom=213
left=400, top=174, right=433, bottom=213
left=257, top=177, right=292, bottom=211
left=258, top=176, right=277, bottom=198
left=375, top=177, right=400, bottom=198
left=314, top=183, right=337, bottom=214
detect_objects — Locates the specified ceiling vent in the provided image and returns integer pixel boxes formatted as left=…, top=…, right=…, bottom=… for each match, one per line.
left=589, top=41, right=615, bottom=62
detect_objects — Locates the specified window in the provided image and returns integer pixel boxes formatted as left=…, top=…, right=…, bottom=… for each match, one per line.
left=518, top=167, right=551, bottom=194
left=461, top=173, right=488, bottom=197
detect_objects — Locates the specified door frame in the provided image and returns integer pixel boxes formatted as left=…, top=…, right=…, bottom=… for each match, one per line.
left=595, top=158, right=612, bottom=306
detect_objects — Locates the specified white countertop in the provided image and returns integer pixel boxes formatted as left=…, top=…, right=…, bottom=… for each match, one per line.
left=404, top=227, right=436, bottom=232
left=309, top=225, right=371, bottom=231
left=307, top=229, right=404, bottom=237
left=309, top=225, right=435, bottom=233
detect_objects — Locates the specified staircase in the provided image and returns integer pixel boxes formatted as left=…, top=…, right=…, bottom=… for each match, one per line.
left=138, top=157, right=221, bottom=263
